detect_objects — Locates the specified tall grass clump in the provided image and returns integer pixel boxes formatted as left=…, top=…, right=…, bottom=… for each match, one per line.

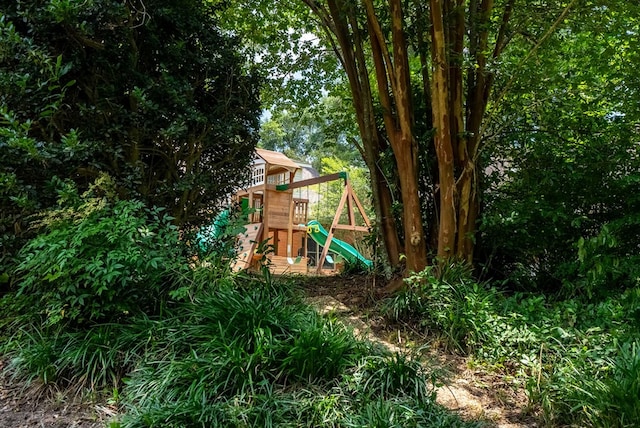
left=383, top=263, right=498, bottom=354
left=117, top=277, right=478, bottom=427
left=539, top=301, right=634, bottom=428
left=527, top=317, right=640, bottom=427
left=118, top=281, right=360, bottom=426
left=6, top=317, right=161, bottom=390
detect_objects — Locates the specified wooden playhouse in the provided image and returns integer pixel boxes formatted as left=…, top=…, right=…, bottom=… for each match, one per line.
left=232, top=148, right=371, bottom=275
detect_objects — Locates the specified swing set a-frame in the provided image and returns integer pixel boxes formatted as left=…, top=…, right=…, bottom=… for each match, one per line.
left=232, top=149, right=372, bottom=275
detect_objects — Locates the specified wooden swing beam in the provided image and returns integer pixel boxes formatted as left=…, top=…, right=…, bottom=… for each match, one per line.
left=276, top=170, right=371, bottom=273
left=315, top=181, right=372, bottom=273
left=275, top=171, right=347, bottom=191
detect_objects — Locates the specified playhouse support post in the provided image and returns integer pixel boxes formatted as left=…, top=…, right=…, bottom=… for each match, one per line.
left=248, top=189, right=254, bottom=221
left=349, top=184, right=372, bottom=229
left=347, top=183, right=356, bottom=227
left=262, top=162, right=270, bottom=245
left=316, top=185, right=350, bottom=273
left=287, top=195, right=295, bottom=257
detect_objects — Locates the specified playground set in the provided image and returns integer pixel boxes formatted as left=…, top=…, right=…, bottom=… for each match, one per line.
left=229, top=148, right=372, bottom=275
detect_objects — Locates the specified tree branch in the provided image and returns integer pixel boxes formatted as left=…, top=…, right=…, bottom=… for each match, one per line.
left=362, top=0, right=397, bottom=98
left=481, top=0, right=579, bottom=139
left=492, top=0, right=516, bottom=58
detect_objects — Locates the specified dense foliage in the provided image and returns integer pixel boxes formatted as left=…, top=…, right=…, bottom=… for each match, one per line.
left=1, top=206, right=476, bottom=426
left=385, top=265, right=640, bottom=426
left=481, top=131, right=640, bottom=296
left=0, top=0, right=261, bottom=279
left=15, top=177, right=183, bottom=326
left=480, top=1, right=640, bottom=296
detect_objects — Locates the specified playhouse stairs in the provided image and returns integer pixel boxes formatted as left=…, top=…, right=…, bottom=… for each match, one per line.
left=232, top=223, right=263, bottom=271
left=268, top=255, right=309, bottom=275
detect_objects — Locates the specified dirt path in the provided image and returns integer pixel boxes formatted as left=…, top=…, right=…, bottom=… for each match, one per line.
left=307, top=294, right=537, bottom=428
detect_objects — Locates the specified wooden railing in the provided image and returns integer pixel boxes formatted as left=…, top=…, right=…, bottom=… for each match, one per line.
left=293, top=199, right=308, bottom=225
left=249, top=195, right=263, bottom=223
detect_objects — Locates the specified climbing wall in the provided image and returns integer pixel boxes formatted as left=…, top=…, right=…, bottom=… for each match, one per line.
left=231, top=223, right=263, bottom=271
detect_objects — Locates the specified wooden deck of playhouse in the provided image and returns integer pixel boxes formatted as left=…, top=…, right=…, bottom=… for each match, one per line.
left=232, top=148, right=370, bottom=276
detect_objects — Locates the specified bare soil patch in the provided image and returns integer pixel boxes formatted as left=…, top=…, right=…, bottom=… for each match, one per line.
left=0, top=362, right=115, bottom=427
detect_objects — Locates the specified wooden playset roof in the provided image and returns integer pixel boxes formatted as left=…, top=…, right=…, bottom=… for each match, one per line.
left=255, top=148, right=300, bottom=172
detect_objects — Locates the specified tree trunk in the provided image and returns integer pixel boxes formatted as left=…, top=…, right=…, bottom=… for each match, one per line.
left=319, top=0, right=403, bottom=267
left=364, top=0, right=427, bottom=273
left=394, top=131, right=427, bottom=272
left=363, top=128, right=402, bottom=267
left=430, top=0, right=456, bottom=260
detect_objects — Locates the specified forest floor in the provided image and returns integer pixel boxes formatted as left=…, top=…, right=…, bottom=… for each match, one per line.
left=0, top=274, right=538, bottom=427
left=0, top=360, right=113, bottom=428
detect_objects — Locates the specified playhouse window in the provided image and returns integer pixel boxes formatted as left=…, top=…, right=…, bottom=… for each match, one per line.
left=252, top=167, right=265, bottom=186
left=267, top=172, right=290, bottom=185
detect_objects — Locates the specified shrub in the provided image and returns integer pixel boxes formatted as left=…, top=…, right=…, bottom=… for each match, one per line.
left=384, top=265, right=497, bottom=354
left=480, top=130, right=640, bottom=296
left=15, top=187, right=183, bottom=326
left=571, top=218, right=640, bottom=300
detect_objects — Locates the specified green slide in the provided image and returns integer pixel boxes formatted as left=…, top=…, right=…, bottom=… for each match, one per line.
left=197, top=209, right=234, bottom=252
left=306, top=220, right=373, bottom=269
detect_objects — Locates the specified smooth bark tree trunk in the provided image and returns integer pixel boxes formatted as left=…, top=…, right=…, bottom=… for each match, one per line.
left=430, top=0, right=457, bottom=260
left=318, top=0, right=403, bottom=267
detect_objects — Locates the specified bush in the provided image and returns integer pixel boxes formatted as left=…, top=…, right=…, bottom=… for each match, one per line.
left=572, top=217, right=640, bottom=300
left=384, top=265, right=497, bottom=354
left=480, top=130, right=640, bottom=297
left=15, top=184, right=183, bottom=326
left=384, top=262, right=640, bottom=427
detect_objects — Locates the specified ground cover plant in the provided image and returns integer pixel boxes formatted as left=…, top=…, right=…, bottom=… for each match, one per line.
left=115, top=280, right=474, bottom=427
left=2, top=279, right=479, bottom=427
left=384, top=264, right=640, bottom=427
left=0, top=189, right=479, bottom=427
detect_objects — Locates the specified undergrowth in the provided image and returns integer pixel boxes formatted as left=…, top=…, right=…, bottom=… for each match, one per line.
left=13, top=178, right=185, bottom=327
left=114, top=279, right=475, bottom=427
left=0, top=190, right=478, bottom=427
left=2, top=276, right=477, bottom=427
left=383, top=263, right=640, bottom=427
